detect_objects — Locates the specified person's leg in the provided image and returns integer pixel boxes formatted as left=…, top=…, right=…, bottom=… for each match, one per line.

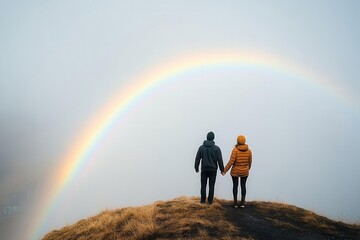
left=232, top=176, right=239, bottom=206
left=208, top=171, right=217, bottom=204
left=240, top=176, right=248, bottom=207
left=240, top=176, right=248, bottom=197
left=200, top=171, right=208, bottom=203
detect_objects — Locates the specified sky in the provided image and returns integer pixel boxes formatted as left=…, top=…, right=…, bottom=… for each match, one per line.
left=1, top=1, right=360, bottom=239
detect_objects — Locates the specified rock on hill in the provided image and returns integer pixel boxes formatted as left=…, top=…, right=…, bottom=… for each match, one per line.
left=43, top=196, right=360, bottom=240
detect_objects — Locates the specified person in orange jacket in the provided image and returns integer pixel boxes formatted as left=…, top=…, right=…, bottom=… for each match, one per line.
left=222, top=135, right=252, bottom=208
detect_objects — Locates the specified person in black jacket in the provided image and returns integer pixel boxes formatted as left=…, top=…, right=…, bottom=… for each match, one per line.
left=195, top=131, right=224, bottom=204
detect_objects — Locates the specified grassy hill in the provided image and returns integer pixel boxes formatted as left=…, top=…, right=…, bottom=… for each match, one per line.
left=43, top=196, right=360, bottom=240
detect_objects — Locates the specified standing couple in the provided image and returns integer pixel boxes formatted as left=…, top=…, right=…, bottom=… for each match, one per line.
left=194, top=131, right=252, bottom=208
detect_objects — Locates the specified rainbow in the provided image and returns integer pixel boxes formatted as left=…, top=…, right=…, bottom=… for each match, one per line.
left=26, top=50, right=356, bottom=239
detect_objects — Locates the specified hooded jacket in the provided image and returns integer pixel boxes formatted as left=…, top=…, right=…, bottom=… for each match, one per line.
left=195, top=140, right=224, bottom=172
left=224, top=143, right=252, bottom=177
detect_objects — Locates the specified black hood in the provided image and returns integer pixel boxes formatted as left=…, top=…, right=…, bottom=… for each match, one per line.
left=203, top=140, right=215, bottom=147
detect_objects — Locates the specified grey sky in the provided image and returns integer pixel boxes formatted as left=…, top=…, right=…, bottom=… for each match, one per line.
left=1, top=1, right=360, bottom=239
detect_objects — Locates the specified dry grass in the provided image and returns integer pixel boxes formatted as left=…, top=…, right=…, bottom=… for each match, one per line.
left=43, top=196, right=245, bottom=240
left=152, top=196, right=243, bottom=239
left=43, top=204, right=158, bottom=240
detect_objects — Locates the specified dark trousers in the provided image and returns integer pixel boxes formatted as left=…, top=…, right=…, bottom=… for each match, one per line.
left=200, top=170, right=217, bottom=203
left=232, top=176, right=248, bottom=202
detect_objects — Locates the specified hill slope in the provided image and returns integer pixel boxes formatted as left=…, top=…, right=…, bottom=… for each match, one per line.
left=43, top=196, right=360, bottom=240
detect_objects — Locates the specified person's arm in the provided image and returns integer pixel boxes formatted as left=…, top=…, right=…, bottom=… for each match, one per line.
left=217, top=147, right=224, bottom=172
left=223, top=148, right=237, bottom=174
left=249, top=149, right=252, bottom=169
left=194, top=147, right=202, bottom=173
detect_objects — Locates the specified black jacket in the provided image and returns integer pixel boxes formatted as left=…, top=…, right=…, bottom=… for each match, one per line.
left=195, top=140, right=224, bottom=172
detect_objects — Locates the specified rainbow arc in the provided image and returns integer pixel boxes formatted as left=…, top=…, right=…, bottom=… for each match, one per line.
left=26, top=50, right=355, bottom=240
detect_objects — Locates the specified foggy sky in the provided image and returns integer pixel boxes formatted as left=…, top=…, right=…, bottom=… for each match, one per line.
left=1, top=1, right=360, bottom=239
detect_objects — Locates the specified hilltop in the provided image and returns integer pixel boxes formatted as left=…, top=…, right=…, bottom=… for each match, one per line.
left=43, top=196, right=360, bottom=240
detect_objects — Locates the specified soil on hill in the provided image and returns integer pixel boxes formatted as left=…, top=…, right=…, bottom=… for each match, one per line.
left=222, top=201, right=360, bottom=240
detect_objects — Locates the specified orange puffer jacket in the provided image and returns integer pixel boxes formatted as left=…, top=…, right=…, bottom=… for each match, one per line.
left=224, top=144, right=252, bottom=177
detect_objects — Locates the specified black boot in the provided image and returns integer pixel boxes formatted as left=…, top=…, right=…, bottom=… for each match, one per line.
left=233, top=197, right=238, bottom=208
left=240, top=196, right=246, bottom=208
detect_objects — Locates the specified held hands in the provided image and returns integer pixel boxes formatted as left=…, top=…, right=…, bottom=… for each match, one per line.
left=195, top=169, right=224, bottom=175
